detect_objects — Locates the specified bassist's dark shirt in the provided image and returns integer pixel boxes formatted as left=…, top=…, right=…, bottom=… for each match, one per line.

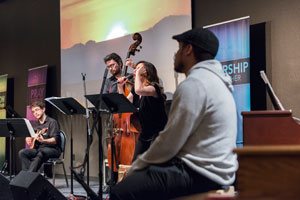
left=103, top=76, right=118, bottom=94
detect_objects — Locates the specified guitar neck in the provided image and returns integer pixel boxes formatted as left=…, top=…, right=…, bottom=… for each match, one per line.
left=30, top=128, right=48, bottom=149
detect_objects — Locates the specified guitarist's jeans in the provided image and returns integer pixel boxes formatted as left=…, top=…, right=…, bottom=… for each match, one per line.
left=18, top=147, right=61, bottom=172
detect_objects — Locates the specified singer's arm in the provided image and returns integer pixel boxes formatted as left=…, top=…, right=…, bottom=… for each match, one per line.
left=134, top=66, right=157, bottom=97
left=117, top=77, right=134, bottom=103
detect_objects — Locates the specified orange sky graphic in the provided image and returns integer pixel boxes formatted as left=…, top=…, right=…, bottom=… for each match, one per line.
left=61, top=0, right=190, bottom=49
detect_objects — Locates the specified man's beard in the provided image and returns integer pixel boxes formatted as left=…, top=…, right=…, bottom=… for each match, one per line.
left=112, top=69, right=121, bottom=76
left=174, top=62, right=185, bottom=73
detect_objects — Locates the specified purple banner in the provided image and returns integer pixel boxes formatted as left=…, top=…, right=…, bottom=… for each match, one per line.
left=26, top=65, right=48, bottom=121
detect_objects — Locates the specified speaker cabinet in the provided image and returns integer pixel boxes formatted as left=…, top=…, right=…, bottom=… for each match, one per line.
left=10, top=171, right=66, bottom=200
left=0, top=173, right=13, bottom=200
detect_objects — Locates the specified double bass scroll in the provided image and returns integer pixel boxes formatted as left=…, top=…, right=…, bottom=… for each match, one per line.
left=123, top=33, right=142, bottom=75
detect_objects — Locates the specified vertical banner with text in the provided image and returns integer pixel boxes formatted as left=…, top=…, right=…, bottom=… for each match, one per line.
left=205, top=17, right=250, bottom=146
left=0, top=74, right=8, bottom=166
left=26, top=65, right=48, bottom=121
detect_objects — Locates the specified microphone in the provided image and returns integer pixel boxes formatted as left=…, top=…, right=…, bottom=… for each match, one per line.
left=112, top=73, right=134, bottom=85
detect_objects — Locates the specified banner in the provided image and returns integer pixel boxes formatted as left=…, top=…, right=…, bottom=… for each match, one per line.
left=0, top=74, right=8, bottom=166
left=26, top=65, right=48, bottom=121
left=205, top=16, right=250, bottom=146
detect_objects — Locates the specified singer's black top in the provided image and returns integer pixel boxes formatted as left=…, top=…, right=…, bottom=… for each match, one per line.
left=132, top=83, right=168, bottom=141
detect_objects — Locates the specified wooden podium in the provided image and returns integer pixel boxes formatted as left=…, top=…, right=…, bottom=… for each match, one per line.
left=242, top=110, right=300, bottom=145
left=236, top=110, right=300, bottom=199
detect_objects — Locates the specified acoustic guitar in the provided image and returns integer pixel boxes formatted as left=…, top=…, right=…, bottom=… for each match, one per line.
left=29, top=127, right=48, bottom=149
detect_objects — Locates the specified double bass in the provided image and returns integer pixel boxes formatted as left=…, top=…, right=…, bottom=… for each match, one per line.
left=107, top=33, right=142, bottom=173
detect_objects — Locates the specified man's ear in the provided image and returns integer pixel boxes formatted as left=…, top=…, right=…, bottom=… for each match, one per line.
left=184, top=44, right=193, bottom=56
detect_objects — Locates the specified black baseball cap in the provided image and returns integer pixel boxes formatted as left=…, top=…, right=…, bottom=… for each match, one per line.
left=172, top=27, right=219, bottom=57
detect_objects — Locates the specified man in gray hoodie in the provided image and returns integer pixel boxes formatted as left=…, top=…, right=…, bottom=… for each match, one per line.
left=110, top=28, right=238, bottom=200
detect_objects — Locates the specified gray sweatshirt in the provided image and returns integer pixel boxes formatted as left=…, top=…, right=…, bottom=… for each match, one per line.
left=129, top=59, right=238, bottom=186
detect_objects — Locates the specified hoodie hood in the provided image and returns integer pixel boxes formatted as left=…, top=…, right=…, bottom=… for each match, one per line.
left=188, top=60, right=234, bottom=92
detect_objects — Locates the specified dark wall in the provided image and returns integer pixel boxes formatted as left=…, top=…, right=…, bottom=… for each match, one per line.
left=192, top=0, right=300, bottom=115
left=250, top=23, right=267, bottom=110
left=0, top=0, right=60, bottom=117
left=0, top=0, right=60, bottom=172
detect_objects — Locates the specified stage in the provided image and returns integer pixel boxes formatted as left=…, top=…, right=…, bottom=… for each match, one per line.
left=1, top=173, right=108, bottom=200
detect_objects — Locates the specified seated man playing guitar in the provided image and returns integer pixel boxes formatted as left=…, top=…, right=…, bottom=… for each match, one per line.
left=18, top=100, right=61, bottom=173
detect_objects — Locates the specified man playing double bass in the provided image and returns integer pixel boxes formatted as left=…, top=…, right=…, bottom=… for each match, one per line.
left=103, top=53, right=168, bottom=185
left=103, top=52, right=138, bottom=186
left=103, top=53, right=126, bottom=94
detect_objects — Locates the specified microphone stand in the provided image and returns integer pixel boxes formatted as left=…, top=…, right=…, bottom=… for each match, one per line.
left=71, top=69, right=108, bottom=200
left=81, top=73, right=91, bottom=185
left=95, top=68, right=108, bottom=200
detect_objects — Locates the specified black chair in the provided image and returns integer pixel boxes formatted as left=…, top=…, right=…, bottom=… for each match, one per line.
left=44, top=130, right=69, bottom=187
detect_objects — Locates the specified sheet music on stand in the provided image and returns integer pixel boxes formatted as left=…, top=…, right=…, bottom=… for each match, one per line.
left=0, top=118, right=35, bottom=137
left=260, top=71, right=285, bottom=111
left=260, top=70, right=300, bottom=124
left=0, top=118, right=36, bottom=179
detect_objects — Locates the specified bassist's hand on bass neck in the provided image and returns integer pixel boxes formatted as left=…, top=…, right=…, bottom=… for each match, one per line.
left=125, top=58, right=136, bottom=69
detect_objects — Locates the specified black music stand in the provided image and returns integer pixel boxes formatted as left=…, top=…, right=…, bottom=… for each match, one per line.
left=1, top=106, right=22, bottom=175
left=72, top=93, right=137, bottom=199
left=85, top=94, right=109, bottom=113
left=5, top=105, right=22, bottom=118
left=101, top=93, right=137, bottom=114
left=87, top=93, right=137, bottom=195
left=0, top=118, right=35, bottom=179
left=84, top=94, right=109, bottom=192
left=45, top=97, right=85, bottom=196
left=85, top=94, right=105, bottom=197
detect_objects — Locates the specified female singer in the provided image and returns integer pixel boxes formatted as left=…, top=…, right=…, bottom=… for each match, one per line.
left=118, top=61, right=168, bottom=161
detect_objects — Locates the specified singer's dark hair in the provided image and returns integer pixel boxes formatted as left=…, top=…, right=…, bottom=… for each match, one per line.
left=136, top=61, right=159, bottom=84
left=103, top=53, right=123, bottom=68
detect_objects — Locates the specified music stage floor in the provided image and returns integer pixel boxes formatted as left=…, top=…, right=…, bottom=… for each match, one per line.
left=48, top=175, right=109, bottom=199
left=5, top=174, right=108, bottom=199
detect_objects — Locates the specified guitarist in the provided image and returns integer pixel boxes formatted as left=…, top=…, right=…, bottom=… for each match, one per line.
left=18, top=100, right=61, bottom=174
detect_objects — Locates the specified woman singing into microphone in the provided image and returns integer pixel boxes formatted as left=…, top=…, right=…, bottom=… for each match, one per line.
left=118, top=61, right=168, bottom=161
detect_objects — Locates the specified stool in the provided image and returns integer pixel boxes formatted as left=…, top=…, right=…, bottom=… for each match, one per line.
left=173, top=186, right=236, bottom=200
left=118, top=164, right=131, bottom=182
